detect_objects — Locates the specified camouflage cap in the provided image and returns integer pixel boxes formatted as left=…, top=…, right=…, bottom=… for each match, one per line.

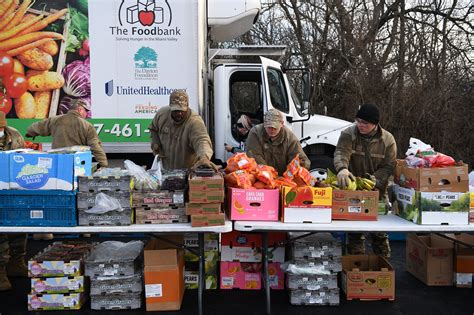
left=169, top=90, right=189, bottom=111
left=264, top=109, right=283, bottom=129
left=0, top=111, right=7, bottom=128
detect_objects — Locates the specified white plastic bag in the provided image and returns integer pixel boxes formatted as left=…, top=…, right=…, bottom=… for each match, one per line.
left=124, top=159, right=159, bottom=191
left=405, top=137, right=434, bottom=157
left=84, top=193, right=123, bottom=214
left=150, top=155, right=163, bottom=185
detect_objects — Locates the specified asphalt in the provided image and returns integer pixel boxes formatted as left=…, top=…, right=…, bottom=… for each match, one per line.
left=0, top=237, right=473, bottom=315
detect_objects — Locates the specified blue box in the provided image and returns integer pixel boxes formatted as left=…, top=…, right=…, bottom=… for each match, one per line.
left=0, top=190, right=77, bottom=226
left=9, top=152, right=92, bottom=191
left=0, top=152, right=9, bottom=190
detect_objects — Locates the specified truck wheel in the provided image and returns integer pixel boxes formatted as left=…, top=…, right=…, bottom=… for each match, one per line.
left=309, top=155, right=334, bottom=182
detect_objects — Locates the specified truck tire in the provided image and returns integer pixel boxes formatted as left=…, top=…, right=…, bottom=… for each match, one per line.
left=309, top=155, right=335, bottom=182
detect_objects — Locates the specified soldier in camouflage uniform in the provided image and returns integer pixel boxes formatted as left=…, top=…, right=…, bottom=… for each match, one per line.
left=149, top=90, right=217, bottom=170
left=334, top=103, right=397, bottom=258
left=0, top=112, right=28, bottom=291
left=246, top=109, right=310, bottom=175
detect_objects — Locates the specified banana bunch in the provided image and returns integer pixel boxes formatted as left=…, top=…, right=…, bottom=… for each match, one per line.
left=355, top=177, right=376, bottom=191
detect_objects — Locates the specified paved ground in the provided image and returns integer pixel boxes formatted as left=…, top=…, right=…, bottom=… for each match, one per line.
left=0, top=237, right=472, bottom=315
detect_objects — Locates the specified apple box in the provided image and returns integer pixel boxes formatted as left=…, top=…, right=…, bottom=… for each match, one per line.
left=331, top=190, right=379, bottom=221
left=341, top=255, right=395, bottom=301
left=281, top=186, right=332, bottom=223
left=394, top=185, right=469, bottom=225
left=394, top=159, right=468, bottom=192
left=227, top=188, right=279, bottom=221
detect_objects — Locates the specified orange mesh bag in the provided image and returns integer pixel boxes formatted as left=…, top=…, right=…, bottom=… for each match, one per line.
left=283, top=155, right=301, bottom=179
left=294, top=167, right=317, bottom=187
left=253, top=181, right=266, bottom=189
left=274, top=176, right=297, bottom=188
left=231, top=170, right=254, bottom=189
left=255, top=164, right=277, bottom=187
left=225, top=152, right=258, bottom=174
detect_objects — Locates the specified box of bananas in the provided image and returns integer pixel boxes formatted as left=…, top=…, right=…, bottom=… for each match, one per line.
left=322, top=171, right=380, bottom=220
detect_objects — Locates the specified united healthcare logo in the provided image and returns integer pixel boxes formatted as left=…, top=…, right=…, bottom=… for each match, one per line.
left=119, top=0, right=172, bottom=27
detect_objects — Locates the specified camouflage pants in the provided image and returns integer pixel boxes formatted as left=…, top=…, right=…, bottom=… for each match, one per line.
left=346, top=232, right=391, bottom=258
left=0, top=234, right=27, bottom=265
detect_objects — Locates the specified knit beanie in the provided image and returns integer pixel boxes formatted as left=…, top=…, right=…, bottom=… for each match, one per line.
left=356, top=103, right=380, bottom=124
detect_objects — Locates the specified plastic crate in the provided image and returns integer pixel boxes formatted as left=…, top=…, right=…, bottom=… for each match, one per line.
left=0, top=190, right=76, bottom=226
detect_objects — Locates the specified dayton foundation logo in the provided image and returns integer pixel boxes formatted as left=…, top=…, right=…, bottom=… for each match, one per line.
left=134, top=47, right=158, bottom=80
left=119, top=0, right=172, bottom=27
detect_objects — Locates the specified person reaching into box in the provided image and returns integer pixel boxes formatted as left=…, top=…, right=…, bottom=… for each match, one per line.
left=333, top=103, right=397, bottom=257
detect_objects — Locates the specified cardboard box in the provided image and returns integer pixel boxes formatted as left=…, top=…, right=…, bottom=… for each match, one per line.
left=144, top=245, right=185, bottom=311
left=31, top=276, right=86, bottom=294
left=0, top=150, right=34, bottom=189
left=394, top=185, right=470, bottom=225
left=185, top=202, right=221, bottom=215
left=9, top=151, right=92, bottom=190
left=454, top=233, right=474, bottom=273
left=341, top=255, right=395, bottom=300
left=190, top=213, right=225, bottom=227
left=188, top=189, right=224, bottom=203
left=282, top=186, right=332, bottom=223
left=406, top=233, right=454, bottom=286
left=331, top=190, right=379, bottom=220
left=454, top=273, right=473, bottom=288
left=394, top=159, right=468, bottom=192
left=228, top=188, right=279, bottom=221
left=188, top=173, right=224, bottom=191
left=220, top=231, right=286, bottom=262
left=220, top=261, right=284, bottom=290
left=470, top=192, right=474, bottom=223
left=28, top=292, right=86, bottom=311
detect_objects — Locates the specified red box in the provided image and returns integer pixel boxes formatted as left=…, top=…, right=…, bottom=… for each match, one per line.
left=220, top=261, right=284, bottom=290
left=220, top=231, right=286, bottom=262
left=227, top=188, right=279, bottom=221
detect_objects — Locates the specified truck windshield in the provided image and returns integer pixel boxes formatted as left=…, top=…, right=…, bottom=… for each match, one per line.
left=267, top=68, right=289, bottom=113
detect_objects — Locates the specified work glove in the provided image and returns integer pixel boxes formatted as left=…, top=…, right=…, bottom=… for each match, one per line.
left=337, top=168, right=355, bottom=188
left=192, top=156, right=219, bottom=172
left=224, top=144, right=234, bottom=153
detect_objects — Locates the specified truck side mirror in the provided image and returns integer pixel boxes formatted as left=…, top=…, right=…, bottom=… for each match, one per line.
left=286, top=116, right=293, bottom=123
left=302, top=71, right=310, bottom=103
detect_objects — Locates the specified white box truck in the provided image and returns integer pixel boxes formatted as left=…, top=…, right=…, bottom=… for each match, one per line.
left=5, top=0, right=351, bottom=179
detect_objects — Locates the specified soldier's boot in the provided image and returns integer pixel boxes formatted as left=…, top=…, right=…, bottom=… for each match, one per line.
left=372, top=233, right=391, bottom=258
left=6, top=255, right=28, bottom=277
left=0, top=265, right=12, bottom=291
left=346, top=233, right=366, bottom=255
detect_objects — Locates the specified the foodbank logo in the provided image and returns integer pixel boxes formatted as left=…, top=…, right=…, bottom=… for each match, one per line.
left=119, top=0, right=172, bottom=27
left=135, top=47, right=158, bottom=80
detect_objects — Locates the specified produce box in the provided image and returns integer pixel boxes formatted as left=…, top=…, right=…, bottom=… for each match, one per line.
left=289, top=289, right=340, bottom=306
left=454, top=234, right=474, bottom=274
left=188, top=172, right=224, bottom=191
left=188, top=189, right=224, bottom=203
left=406, top=233, right=454, bottom=286
left=341, top=255, right=395, bottom=301
left=331, top=190, right=379, bottom=221
left=470, top=192, right=474, bottom=223
left=282, top=186, right=332, bottom=223
left=454, top=273, right=473, bottom=288
left=90, top=293, right=141, bottom=310
left=144, top=246, right=185, bottom=311
left=31, top=276, right=86, bottom=294
left=9, top=151, right=92, bottom=190
left=78, top=175, right=132, bottom=193
left=132, top=191, right=185, bottom=208
left=183, top=233, right=219, bottom=260
left=90, top=273, right=142, bottom=295
left=190, top=213, right=225, bottom=227
left=394, top=185, right=470, bottom=225
left=220, top=231, right=285, bottom=263
left=85, top=255, right=141, bottom=278
left=135, top=206, right=188, bottom=224
left=394, top=159, right=469, bottom=192
left=287, top=274, right=338, bottom=290
left=28, top=293, right=86, bottom=311
left=184, top=270, right=218, bottom=290
left=78, top=208, right=134, bottom=226
left=220, top=262, right=284, bottom=290
left=77, top=191, right=131, bottom=209
left=185, top=202, right=221, bottom=215
left=227, top=188, right=279, bottom=221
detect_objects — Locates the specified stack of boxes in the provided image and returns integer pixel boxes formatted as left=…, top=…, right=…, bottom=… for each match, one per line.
left=183, top=233, right=219, bottom=290
left=220, top=231, right=285, bottom=290
left=27, top=242, right=93, bottom=311
left=394, top=159, right=470, bottom=225
left=133, top=169, right=188, bottom=224
left=187, top=172, right=225, bottom=226
left=286, top=233, right=341, bottom=305
left=77, top=175, right=133, bottom=226
left=85, top=241, right=144, bottom=310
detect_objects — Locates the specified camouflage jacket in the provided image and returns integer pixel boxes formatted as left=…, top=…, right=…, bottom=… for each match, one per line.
left=334, top=124, right=397, bottom=192
left=0, top=126, right=24, bottom=151
left=26, top=110, right=108, bottom=167
left=148, top=107, right=213, bottom=170
left=246, top=124, right=310, bottom=175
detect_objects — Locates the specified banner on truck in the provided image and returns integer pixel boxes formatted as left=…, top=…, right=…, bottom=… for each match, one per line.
left=1, top=0, right=199, bottom=143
